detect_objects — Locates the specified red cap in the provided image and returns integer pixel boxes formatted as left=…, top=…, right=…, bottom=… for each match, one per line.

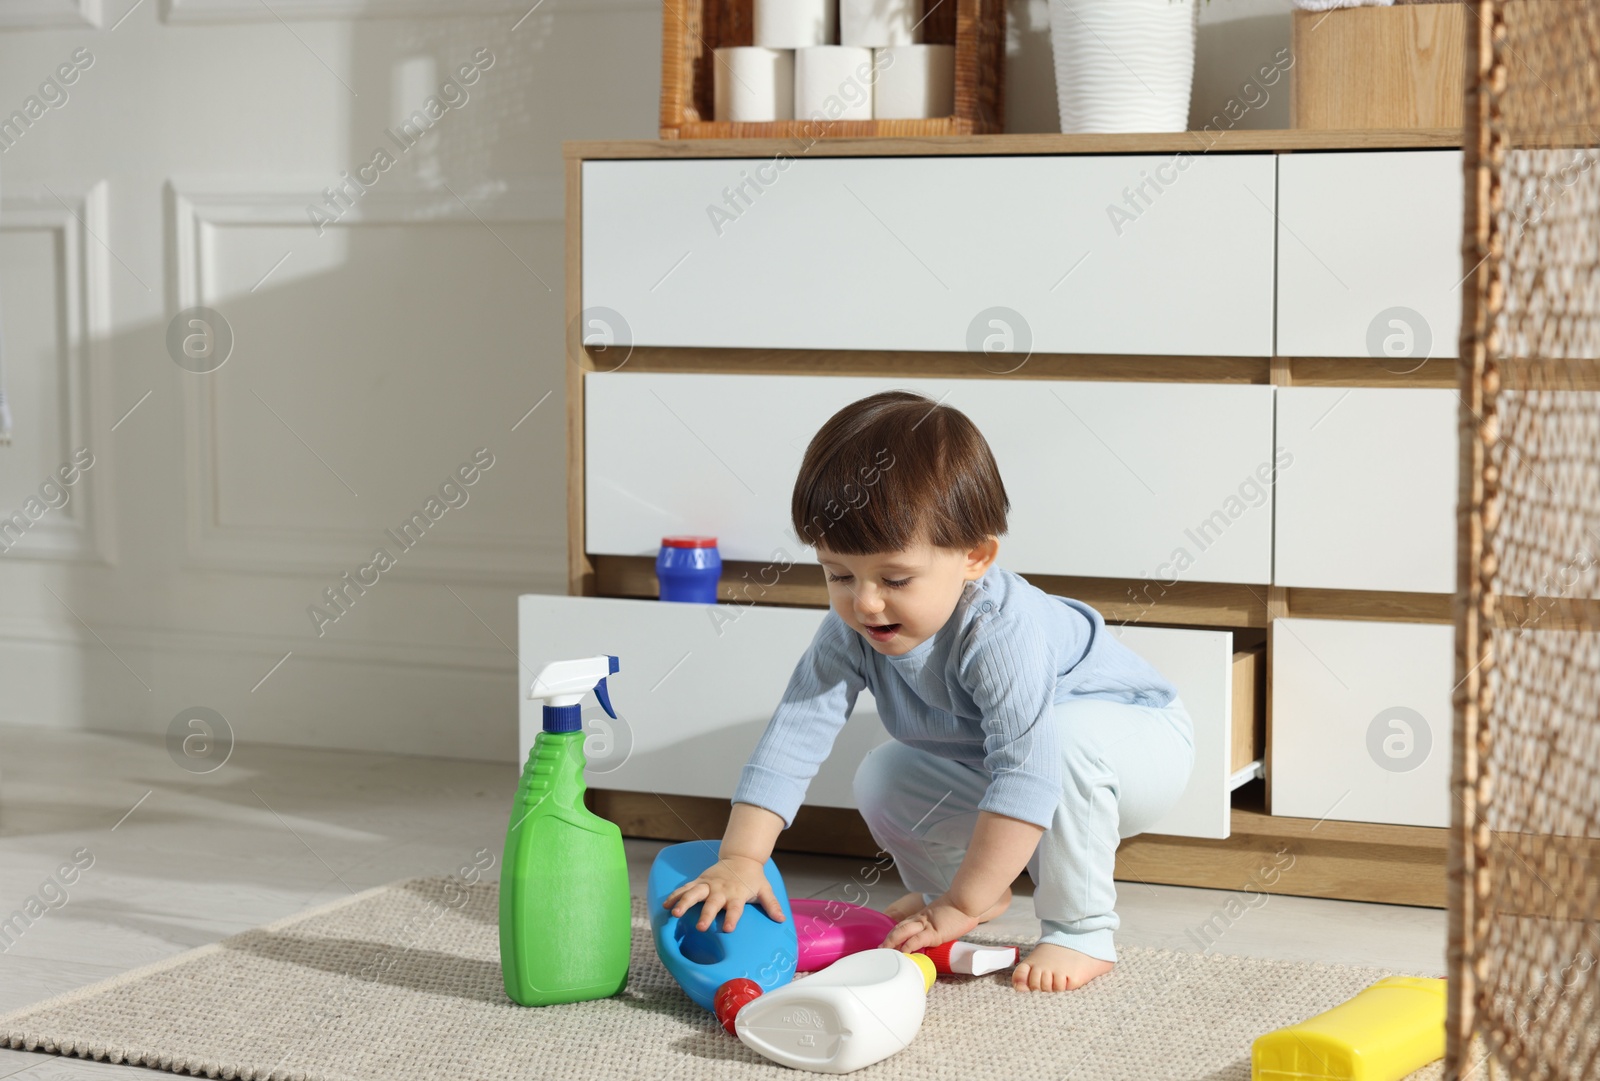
left=714, top=978, right=763, bottom=1036
left=916, top=940, right=1019, bottom=976
left=661, top=535, right=718, bottom=548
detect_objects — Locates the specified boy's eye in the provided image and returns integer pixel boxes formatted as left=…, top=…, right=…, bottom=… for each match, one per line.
left=825, top=573, right=909, bottom=588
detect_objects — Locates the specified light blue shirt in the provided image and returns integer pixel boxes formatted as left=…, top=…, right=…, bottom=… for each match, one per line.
left=731, top=564, right=1179, bottom=831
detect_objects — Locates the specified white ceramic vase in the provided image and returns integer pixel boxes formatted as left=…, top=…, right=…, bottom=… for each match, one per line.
left=1050, top=0, right=1199, bottom=134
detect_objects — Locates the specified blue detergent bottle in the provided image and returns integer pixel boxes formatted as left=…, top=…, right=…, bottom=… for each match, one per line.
left=646, top=839, right=797, bottom=1011
left=657, top=536, right=722, bottom=602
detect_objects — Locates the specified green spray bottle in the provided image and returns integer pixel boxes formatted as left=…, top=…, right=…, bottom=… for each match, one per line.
left=499, top=654, right=631, bottom=1006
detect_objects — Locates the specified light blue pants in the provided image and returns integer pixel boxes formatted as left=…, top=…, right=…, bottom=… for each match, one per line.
left=852, top=695, right=1195, bottom=963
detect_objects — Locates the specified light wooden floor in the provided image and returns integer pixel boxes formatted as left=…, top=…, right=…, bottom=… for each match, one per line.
left=0, top=726, right=1448, bottom=1080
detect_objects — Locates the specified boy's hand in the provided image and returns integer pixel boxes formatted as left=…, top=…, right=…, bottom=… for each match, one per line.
left=881, top=895, right=981, bottom=954
left=661, top=855, right=788, bottom=933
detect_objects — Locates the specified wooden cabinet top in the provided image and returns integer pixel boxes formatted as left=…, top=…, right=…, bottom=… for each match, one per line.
left=565, top=129, right=1467, bottom=161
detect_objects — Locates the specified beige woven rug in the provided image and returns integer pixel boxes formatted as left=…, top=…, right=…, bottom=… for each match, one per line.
left=0, top=876, right=1477, bottom=1081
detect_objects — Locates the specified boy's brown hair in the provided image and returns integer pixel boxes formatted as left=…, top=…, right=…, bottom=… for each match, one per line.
left=791, top=390, right=1010, bottom=555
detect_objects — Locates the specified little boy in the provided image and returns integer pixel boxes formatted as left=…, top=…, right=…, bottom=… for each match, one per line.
left=662, top=390, right=1195, bottom=991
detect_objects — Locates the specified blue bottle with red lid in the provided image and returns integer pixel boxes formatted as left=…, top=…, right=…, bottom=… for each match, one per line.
left=657, top=536, right=721, bottom=603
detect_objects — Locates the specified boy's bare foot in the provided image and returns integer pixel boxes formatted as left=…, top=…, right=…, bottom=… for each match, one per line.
left=1012, top=942, right=1114, bottom=992
left=883, top=889, right=1011, bottom=924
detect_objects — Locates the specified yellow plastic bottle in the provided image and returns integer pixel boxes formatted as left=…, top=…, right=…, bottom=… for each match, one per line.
left=1252, top=976, right=1446, bottom=1081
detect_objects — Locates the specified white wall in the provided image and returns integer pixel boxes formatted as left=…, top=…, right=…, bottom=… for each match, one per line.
left=0, top=0, right=1290, bottom=763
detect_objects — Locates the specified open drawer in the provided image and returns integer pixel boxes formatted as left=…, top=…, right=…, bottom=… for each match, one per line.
left=517, top=594, right=890, bottom=812
left=1106, top=626, right=1263, bottom=840
left=518, top=594, right=1262, bottom=841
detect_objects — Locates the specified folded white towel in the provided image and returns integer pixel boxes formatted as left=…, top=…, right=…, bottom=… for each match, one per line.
left=1292, top=0, right=1393, bottom=10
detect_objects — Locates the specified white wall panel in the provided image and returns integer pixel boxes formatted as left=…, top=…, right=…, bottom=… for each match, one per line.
left=0, top=0, right=100, bottom=28
left=170, top=184, right=562, bottom=582
left=0, top=5, right=657, bottom=755
left=164, top=0, right=649, bottom=20
left=0, top=183, right=114, bottom=565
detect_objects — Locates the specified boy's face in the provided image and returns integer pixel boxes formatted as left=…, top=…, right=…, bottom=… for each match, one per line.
left=816, top=535, right=999, bottom=656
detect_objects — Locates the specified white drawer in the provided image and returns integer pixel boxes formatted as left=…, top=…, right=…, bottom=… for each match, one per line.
left=1109, top=625, right=1256, bottom=841
left=1269, top=617, right=1453, bottom=828
left=517, top=594, right=891, bottom=809
left=1276, top=150, right=1464, bottom=360
left=1273, top=387, right=1457, bottom=593
left=518, top=594, right=1252, bottom=840
left=582, top=154, right=1276, bottom=356
left=586, top=372, right=1276, bottom=584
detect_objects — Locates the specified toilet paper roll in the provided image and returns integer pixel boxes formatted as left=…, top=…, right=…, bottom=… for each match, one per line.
left=872, top=44, right=954, bottom=119
left=794, top=46, right=875, bottom=121
left=714, top=47, right=795, bottom=122
left=841, top=0, right=921, bottom=47
left=754, top=0, right=835, bottom=48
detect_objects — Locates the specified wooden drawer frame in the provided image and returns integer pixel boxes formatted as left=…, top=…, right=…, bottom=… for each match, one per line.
left=563, top=129, right=1463, bottom=907
left=1231, top=646, right=1265, bottom=775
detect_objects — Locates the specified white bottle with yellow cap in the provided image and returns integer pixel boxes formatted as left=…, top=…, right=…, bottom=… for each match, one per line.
left=733, top=948, right=937, bottom=1074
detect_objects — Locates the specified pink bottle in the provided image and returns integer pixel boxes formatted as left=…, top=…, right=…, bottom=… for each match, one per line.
left=791, top=898, right=1019, bottom=975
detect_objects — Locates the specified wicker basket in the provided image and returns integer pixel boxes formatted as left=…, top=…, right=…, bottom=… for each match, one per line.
left=660, top=0, right=1006, bottom=138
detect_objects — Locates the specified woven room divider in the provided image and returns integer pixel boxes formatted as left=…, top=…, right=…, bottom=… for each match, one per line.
left=1453, top=2, right=1600, bottom=1078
